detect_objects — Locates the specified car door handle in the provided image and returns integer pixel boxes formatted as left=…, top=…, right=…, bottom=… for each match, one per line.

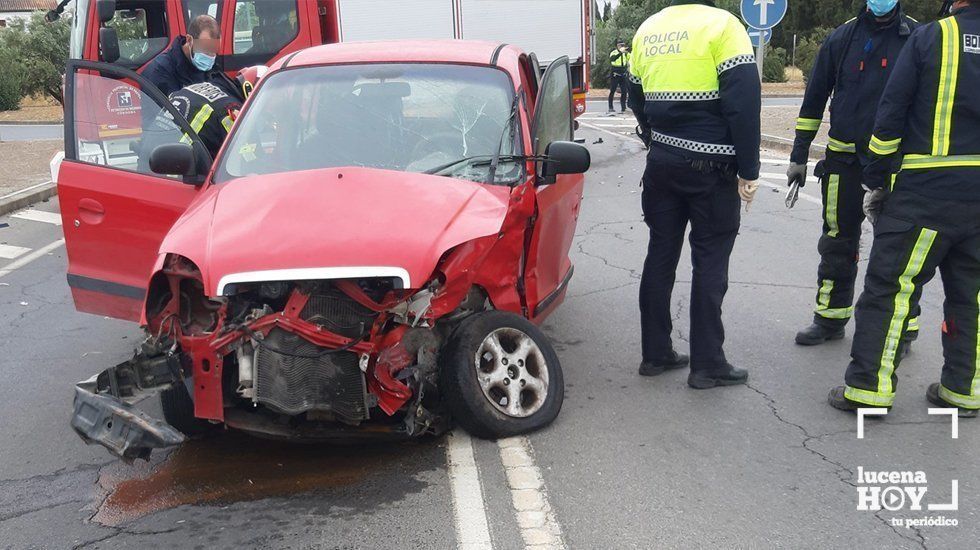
left=77, top=198, right=105, bottom=225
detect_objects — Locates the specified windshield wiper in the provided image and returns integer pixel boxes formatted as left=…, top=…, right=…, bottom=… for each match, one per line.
left=424, top=154, right=532, bottom=177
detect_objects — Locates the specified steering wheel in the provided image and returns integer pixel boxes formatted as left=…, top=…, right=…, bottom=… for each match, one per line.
left=410, top=132, right=466, bottom=166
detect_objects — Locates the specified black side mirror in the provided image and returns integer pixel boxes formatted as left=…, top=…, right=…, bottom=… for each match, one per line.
left=96, top=0, right=116, bottom=24
left=539, top=141, right=591, bottom=185
left=99, top=27, right=120, bottom=63
left=149, top=144, right=201, bottom=184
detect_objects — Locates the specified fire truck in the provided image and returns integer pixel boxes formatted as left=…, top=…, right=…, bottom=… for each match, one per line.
left=58, top=0, right=595, bottom=115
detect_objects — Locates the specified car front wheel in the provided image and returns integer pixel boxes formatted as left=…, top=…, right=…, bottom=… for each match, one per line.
left=440, top=311, right=564, bottom=439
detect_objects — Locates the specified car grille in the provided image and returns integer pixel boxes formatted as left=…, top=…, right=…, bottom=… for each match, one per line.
left=301, top=291, right=378, bottom=338
left=254, top=327, right=368, bottom=422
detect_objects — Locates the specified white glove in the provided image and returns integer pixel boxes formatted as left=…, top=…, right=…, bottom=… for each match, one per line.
left=863, top=188, right=888, bottom=225
left=739, top=178, right=760, bottom=211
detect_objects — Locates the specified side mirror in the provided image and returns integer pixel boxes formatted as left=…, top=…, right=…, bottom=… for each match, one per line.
left=539, top=141, right=591, bottom=184
left=96, top=0, right=116, bottom=24
left=99, top=27, right=120, bottom=63
left=149, top=144, right=200, bottom=183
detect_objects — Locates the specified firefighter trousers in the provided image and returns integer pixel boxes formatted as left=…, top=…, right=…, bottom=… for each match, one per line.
left=812, top=151, right=920, bottom=335
left=639, top=149, right=740, bottom=372
left=844, top=183, right=980, bottom=408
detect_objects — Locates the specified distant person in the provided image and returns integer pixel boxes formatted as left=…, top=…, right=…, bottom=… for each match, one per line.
left=607, top=38, right=630, bottom=114
left=787, top=1, right=918, bottom=347
left=142, top=15, right=221, bottom=97
left=628, top=0, right=761, bottom=389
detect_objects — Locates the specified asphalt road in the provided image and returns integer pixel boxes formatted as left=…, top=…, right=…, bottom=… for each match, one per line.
left=0, top=113, right=976, bottom=549
left=0, top=125, right=63, bottom=143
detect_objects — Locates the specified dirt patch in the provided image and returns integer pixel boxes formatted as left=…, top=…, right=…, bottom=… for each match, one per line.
left=0, top=96, right=63, bottom=124
left=0, top=140, right=62, bottom=197
left=91, top=431, right=435, bottom=526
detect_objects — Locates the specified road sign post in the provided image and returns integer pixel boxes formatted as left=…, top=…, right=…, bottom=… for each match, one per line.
left=740, top=0, right=788, bottom=79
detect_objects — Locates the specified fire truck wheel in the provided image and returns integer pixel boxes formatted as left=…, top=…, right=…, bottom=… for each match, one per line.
left=161, top=384, right=217, bottom=438
left=440, top=310, right=564, bottom=439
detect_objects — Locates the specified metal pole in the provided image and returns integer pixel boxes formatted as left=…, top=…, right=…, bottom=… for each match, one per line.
left=792, top=34, right=797, bottom=67
left=757, top=36, right=765, bottom=79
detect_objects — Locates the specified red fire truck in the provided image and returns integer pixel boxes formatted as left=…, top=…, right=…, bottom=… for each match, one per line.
left=60, top=0, right=595, bottom=115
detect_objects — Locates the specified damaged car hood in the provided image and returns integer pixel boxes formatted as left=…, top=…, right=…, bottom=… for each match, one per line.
left=161, top=167, right=512, bottom=294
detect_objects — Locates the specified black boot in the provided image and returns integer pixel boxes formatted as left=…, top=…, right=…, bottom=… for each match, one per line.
left=639, top=351, right=690, bottom=377
left=926, top=383, right=978, bottom=418
left=688, top=364, right=748, bottom=389
left=827, top=385, right=867, bottom=413
left=795, top=323, right=845, bottom=346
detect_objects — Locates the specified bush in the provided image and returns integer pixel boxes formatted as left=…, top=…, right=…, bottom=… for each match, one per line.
left=795, top=27, right=833, bottom=83
left=763, top=46, right=788, bottom=83
left=0, top=50, right=24, bottom=111
left=0, top=13, right=71, bottom=106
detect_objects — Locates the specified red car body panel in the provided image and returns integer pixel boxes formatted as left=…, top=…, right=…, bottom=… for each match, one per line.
left=159, top=167, right=512, bottom=297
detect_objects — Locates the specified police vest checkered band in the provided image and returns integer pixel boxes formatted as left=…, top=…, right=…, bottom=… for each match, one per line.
left=645, top=91, right=721, bottom=101
left=716, top=54, right=756, bottom=74
left=629, top=73, right=642, bottom=84
left=650, top=130, right=737, bottom=156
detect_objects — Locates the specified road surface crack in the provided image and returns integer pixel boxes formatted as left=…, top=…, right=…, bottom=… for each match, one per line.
left=744, top=383, right=927, bottom=550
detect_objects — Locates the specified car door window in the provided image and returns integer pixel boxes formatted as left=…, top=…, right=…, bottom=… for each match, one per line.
left=182, top=0, right=223, bottom=25
left=104, top=3, right=170, bottom=67
left=67, top=61, right=211, bottom=178
left=232, top=0, right=298, bottom=56
left=531, top=57, right=573, bottom=156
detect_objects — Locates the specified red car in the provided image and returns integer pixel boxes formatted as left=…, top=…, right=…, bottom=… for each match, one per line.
left=61, top=40, right=589, bottom=460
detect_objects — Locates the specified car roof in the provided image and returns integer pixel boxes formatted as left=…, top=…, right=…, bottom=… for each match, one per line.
left=275, top=40, right=524, bottom=73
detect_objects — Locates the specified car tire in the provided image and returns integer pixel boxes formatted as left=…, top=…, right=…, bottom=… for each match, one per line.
left=160, top=383, right=215, bottom=438
left=440, top=310, right=564, bottom=439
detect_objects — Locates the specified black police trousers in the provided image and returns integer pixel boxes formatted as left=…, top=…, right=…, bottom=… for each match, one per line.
left=844, top=182, right=980, bottom=408
left=639, top=149, right=740, bottom=372
left=812, top=151, right=867, bottom=328
left=608, top=71, right=628, bottom=112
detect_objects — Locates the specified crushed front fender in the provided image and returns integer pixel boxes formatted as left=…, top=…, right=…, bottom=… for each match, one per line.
left=70, top=352, right=187, bottom=462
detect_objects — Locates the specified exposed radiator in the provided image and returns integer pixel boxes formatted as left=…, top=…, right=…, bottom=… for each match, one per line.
left=254, top=328, right=369, bottom=422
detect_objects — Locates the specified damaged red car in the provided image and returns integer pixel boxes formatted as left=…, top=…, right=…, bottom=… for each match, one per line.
left=60, top=41, right=589, bottom=460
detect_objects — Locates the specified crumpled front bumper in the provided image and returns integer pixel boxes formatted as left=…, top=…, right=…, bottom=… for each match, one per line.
left=70, top=354, right=187, bottom=462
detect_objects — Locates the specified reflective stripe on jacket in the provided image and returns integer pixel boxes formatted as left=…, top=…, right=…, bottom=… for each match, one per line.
left=626, top=0, right=761, bottom=180
left=865, top=5, right=980, bottom=201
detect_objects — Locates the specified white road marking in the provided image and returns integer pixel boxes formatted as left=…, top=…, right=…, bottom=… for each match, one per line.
left=446, top=430, right=493, bottom=550
left=0, top=244, right=31, bottom=260
left=498, top=436, right=566, bottom=549
left=757, top=179, right=821, bottom=206
left=11, top=209, right=62, bottom=226
left=0, top=239, right=65, bottom=279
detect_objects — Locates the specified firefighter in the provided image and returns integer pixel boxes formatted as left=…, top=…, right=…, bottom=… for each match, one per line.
left=828, top=0, right=980, bottom=417
left=608, top=39, right=630, bottom=114
left=627, top=0, right=761, bottom=389
left=167, top=66, right=268, bottom=159
left=789, top=2, right=920, bottom=347
left=142, top=15, right=221, bottom=97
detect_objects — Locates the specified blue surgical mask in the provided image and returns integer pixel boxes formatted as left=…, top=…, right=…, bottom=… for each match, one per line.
left=867, top=0, right=899, bottom=17
left=192, top=50, right=216, bottom=72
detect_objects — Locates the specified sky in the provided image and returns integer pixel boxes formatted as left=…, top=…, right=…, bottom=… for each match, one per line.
left=597, top=0, right=620, bottom=10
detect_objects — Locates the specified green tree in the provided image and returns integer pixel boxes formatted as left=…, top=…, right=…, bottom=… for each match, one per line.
left=763, top=46, right=787, bottom=83
left=0, top=12, right=71, bottom=106
left=0, top=48, right=25, bottom=111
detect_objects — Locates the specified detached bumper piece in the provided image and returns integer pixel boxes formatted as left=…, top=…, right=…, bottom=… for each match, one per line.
left=70, top=352, right=186, bottom=462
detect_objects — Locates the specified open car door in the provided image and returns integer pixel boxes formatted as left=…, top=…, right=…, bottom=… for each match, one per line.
left=60, top=60, right=212, bottom=322
left=525, top=56, right=584, bottom=321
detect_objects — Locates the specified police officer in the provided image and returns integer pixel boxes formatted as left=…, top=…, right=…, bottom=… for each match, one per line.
left=628, top=0, right=761, bottom=389
left=789, top=2, right=919, bottom=346
left=608, top=39, right=630, bottom=114
left=829, top=0, right=980, bottom=417
left=143, top=15, right=221, bottom=97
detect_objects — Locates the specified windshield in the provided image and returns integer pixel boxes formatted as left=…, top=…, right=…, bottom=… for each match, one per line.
left=215, top=63, right=523, bottom=185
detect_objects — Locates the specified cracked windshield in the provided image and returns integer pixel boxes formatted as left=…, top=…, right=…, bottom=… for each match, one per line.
left=217, top=63, right=521, bottom=184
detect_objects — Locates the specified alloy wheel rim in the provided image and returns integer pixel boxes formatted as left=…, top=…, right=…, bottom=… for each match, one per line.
left=474, top=327, right=549, bottom=418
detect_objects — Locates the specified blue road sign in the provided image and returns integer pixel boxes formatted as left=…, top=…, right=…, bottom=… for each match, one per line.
left=748, top=28, right=772, bottom=47
left=740, top=0, right=788, bottom=31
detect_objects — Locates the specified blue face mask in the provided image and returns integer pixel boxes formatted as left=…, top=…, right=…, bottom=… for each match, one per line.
left=191, top=50, right=216, bottom=72
left=867, top=0, right=899, bottom=17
